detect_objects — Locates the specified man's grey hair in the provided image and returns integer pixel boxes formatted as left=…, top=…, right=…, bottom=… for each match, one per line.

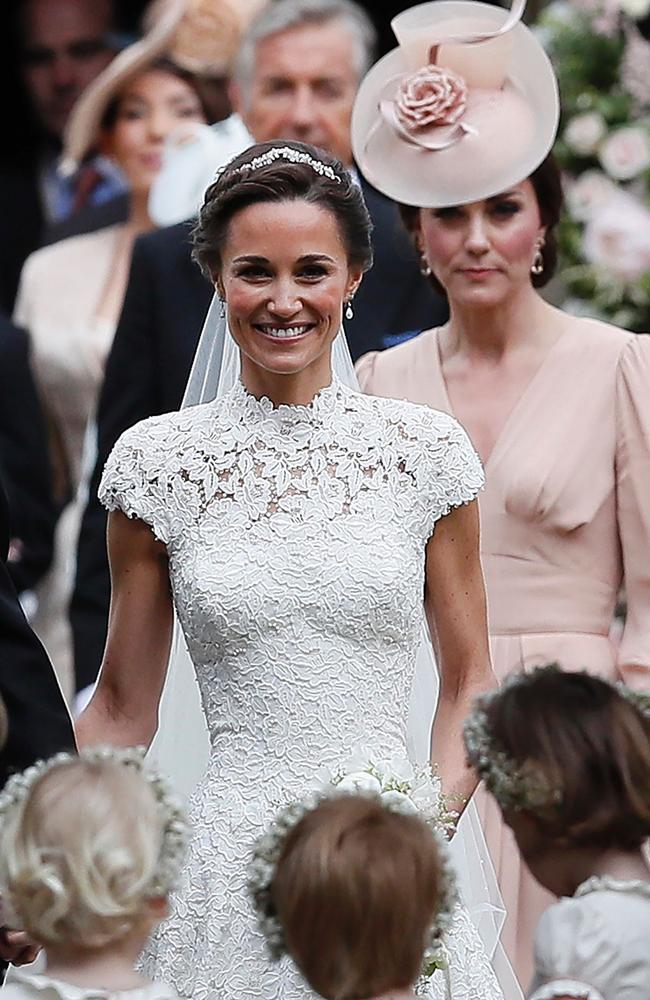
left=234, top=0, right=377, bottom=96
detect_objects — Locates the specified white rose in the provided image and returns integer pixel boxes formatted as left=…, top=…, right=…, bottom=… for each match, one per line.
left=619, top=0, right=650, bottom=18
left=566, top=170, right=618, bottom=222
left=380, top=790, right=419, bottom=814
left=340, top=747, right=372, bottom=774
left=564, top=112, right=607, bottom=156
left=583, top=192, right=650, bottom=282
left=544, top=1, right=575, bottom=23
left=599, top=126, right=650, bottom=180
left=336, top=771, right=382, bottom=795
left=377, top=755, right=415, bottom=783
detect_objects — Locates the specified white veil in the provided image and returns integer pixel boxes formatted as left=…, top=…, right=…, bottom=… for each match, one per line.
left=146, top=298, right=521, bottom=1000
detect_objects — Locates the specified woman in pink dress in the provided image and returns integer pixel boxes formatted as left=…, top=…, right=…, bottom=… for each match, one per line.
left=350, top=0, right=650, bottom=988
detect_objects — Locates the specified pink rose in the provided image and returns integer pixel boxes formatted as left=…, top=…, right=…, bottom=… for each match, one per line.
left=395, top=65, right=468, bottom=132
left=583, top=191, right=650, bottom=282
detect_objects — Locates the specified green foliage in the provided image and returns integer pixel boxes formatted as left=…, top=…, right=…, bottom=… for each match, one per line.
left=537, top=3, right=650, bottom=331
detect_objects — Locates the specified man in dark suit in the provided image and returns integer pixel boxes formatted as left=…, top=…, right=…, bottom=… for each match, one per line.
left=0, top=315, right=58, bottom=597
left=0, top=476, right=74, bottom=783
left=0, top=303, right=75, bottom=783
left=0, top=0, right=125, bottom=314
left=0, top=323, right=73, bottom=971
left=0, top=314, right=73, bottom=779
left=0, top=467, right=74, bottom=964
left=71, top=0, right=448, bottom=690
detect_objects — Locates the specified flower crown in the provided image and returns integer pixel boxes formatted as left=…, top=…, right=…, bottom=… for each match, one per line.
left=248, top=767, right=459, bottom=981
left=463, top=666, right=650, bottom=813
left=216, top=145, right=343, bottom=184
left=0, top=746, right=189, bottom=897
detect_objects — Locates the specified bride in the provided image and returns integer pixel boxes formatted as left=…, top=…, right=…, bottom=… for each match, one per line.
left=76, top=140, right=503, bottom=1000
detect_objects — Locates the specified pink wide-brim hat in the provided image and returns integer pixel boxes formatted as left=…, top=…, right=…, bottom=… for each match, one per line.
left=61, top=0, right=268, bottom=175
left=351, top=0, right=559, bottom=208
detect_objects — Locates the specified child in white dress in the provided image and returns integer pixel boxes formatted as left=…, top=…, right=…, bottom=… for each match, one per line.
left=464, top=664, right=650, bottom=1000
left=0, top=747, right=189, bottom=1000
left=248, top=792, right=457, bottom=1000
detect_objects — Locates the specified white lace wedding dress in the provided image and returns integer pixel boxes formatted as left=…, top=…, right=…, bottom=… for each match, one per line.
left=99, top=376, right=502, bottom=1000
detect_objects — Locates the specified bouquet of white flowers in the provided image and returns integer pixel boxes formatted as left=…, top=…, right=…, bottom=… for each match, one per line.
left=329, top=747, right=460, bottom=839
left=248, top=748, right=459, bottom=981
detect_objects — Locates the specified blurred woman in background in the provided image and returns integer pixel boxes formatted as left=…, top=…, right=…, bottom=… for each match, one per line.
left=13, top=3, right=212, bottom=697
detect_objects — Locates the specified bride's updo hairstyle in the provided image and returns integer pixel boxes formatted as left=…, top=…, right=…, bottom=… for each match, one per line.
left=270, top=795, right=442, bottom=1000
left=192, top=140, right=373, bottom=281
left=464, top=664, right=650, bottom=851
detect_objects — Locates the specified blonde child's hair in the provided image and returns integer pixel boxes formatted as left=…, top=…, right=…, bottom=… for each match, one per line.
left=0, top=751, right=186, bottom=949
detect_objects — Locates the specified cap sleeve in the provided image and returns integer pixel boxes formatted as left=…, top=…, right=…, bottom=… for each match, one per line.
left=98, top=418, right=171, bottom=545
left=418, top=410, right=485, bottom=540
left=615, top=334, right=650, bottom=689
left=529, top=897, right=621, bottom=1000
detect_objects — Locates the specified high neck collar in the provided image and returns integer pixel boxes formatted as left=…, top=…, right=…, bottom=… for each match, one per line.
left=230, top=375, right=343, bottom=424
left=576, top=875, right=650, bottom=901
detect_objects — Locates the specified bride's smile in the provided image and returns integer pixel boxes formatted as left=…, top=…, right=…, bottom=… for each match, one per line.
left=216, top=198, right=363, bottom=398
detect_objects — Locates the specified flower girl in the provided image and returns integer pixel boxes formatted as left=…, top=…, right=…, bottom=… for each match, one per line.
left=464, top=664, right=650, bottom=1000
left=248, top=792, right=457, bottom=1000
left=0, top=747, right=188, bottom=1000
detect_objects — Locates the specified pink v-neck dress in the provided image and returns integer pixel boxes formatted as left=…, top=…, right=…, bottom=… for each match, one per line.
left=356, top=320, right=650, bottom=989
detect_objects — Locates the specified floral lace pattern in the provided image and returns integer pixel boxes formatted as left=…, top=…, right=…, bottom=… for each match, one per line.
left=99, top=378, right=491, bottom=1000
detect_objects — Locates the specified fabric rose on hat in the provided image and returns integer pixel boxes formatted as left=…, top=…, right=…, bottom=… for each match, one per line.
left=395, top=65, right=468, bottom=131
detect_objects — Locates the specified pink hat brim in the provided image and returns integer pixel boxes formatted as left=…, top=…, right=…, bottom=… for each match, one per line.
left=351, top=0, right=559, bottom=207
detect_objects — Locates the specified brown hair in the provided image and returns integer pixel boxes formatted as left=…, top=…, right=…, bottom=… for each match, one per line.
left=483, top=665, right=650, bottom=850
left=271, top=795, right=442, bottom=1000
left=100, top=57, right=213, bottom=131
left=191, top=140, right=374, bottom=280
left=398, top=152, right=564, bottom=294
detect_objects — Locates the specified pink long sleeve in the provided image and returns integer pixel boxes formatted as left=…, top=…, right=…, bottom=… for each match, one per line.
left=615, top=333, right=650, bottom=689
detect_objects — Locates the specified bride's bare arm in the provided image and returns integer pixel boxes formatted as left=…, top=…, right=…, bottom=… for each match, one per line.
left=424, top=498, right=495, bottom=808
left=75, top=510, right=174, bottom=749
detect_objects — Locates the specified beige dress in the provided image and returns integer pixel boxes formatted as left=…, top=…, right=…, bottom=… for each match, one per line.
left=13, top=226, right=122, bottom=698
left=356, top=321, right=650, bottom=988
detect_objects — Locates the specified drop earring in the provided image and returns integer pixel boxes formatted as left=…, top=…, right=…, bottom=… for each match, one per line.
left=531, top=242, right=544, bottom=276
left=420, top=256, right=432, bottom=277
left=219, top=298, right=226, bottom=318
left=345, top=300, right=354, bottom=321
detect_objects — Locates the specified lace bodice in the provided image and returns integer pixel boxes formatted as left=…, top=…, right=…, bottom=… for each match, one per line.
left=99, top=378, right=492, bottom=1000
left=100, top=378, right=483, bottom=786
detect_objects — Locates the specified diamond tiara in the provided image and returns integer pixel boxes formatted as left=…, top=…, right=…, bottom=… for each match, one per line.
left=218, top=145, right=342, bottom=183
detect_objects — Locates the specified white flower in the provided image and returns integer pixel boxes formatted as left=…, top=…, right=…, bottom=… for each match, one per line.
left=380, top=790, right=419, bottom=814
left=564, top=112, right=607, bottom=156
left=375, top=755, right=415, bottom=784
left=619, top=0, right=650, bottom=18
left=566, top=169, right=618, bottom=222
left=583, top=192, right=650, bottom=282
left=336, top=771, right=383, bottom=795
left=339, top=747, right=372, bottom=774
left=599, top=126, right=650, bottom=180
left=544, top=1, right=576, bottom=23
